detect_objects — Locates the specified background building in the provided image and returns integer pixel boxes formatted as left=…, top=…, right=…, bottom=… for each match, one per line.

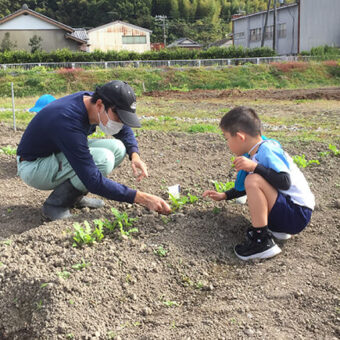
left=232, top=0, right=340, bottom=55
left=0, top=5, right=88, bottom=52
left=87, top=21, right=152, bottom=53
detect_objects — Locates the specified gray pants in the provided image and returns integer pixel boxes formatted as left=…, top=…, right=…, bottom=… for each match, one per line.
left=17, top=139, right=126, bottom=193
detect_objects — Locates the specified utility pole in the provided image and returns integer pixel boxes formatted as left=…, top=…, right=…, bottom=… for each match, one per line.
left=155, top=15, right=167, bottom=47
left=273, top=0, right=277, bottom=51
left=261, top=0, right=272, bottom=47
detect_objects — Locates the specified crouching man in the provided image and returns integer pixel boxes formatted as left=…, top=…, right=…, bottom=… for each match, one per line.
left=17, top=80, right=170, bottom=220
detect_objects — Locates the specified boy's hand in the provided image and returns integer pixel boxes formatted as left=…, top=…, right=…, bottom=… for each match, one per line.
left=202, top=190, right=226, bottom=201
left=233, top=156, right=257, bottom=172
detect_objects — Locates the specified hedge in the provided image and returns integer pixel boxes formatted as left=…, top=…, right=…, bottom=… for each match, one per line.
left=0, top=46, right=276, bottom=64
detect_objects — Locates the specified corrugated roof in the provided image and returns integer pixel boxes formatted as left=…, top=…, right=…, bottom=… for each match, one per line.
left=232, top=3, right=298, bottom=21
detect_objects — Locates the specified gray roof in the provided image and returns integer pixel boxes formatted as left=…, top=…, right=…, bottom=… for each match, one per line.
left=167, top=38, right=201, bottom=48
left=71, top=28, right=89, bottom=41
left=232, top=3, right=298, bottom=21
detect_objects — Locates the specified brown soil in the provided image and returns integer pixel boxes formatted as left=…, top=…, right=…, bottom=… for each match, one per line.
left=146, top=87, right=340, bottom=101
left=0, top=125, right=339, bottom=339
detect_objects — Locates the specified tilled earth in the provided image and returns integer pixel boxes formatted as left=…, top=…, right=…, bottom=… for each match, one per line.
left=0, top=104, right=339, bottom=339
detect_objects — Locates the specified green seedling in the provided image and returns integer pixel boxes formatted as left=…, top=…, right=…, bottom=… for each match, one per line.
left=107, top=331, right=117, bottom=339
left=187, top=193, right=199, bottom=204
left=72, top=220, right=104, bottom=247
left=319, top=144, right=339, bottom=158
left=213, top=181, right=234, bottom=193
left=66, top=334, right=74, bottom=339
left=195, top=281, right=204, bottom=289
left=110, top=207, right=138, bottom=237
left=0, top=145, right=16, bottom=155
left=1, top=239, right=12, bottom=246
left=40, top=283, right=48, bottom=288
left=72, top=259, right=91, bottom=270
left=212, top=207, right=221, bottom=214
left=292, top=154, right=320, bottom=168
left=0, top=262, right=3, bottom=267
left=35, top=300, right=43, bottom=310
left=69, top=299, right=75, bottom=305
left=161, top=216, right=170, bottom=224
left=154, top=245, right=168, bottom=257
left=230, top=156, right=235, bottom=167
left=57, top=270, right=71, bottom=279
left=163, top=300, right=179, bottom=307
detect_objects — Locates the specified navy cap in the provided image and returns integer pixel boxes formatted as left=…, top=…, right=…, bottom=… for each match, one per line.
left=96, top=80, right=141, bottom=128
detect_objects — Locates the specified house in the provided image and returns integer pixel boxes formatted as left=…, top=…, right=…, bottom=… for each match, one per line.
left=0, top=4, right=88, bottom=52
left=208, top=38, right=233, bottom=49
left=87, top=21, right=152, bottom=53
left=167, top=38, right=201, bottom=49
left=232, top=0, right=340, bottom=55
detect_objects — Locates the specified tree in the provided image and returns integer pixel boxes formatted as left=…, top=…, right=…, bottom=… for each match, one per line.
left=29, top=34, right=43, bottom=53
left=0, top=32, right=17, bottom=52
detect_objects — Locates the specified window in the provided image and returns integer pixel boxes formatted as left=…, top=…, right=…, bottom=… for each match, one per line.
left=122, top=36, right=147, bottom=44
left=234, top=32, right=245, bottom=40
left=264, top=25, right=273, bottom=39
left=250, top=28, right=261, bottom=42
left=278, top=23, right=287, bottom=38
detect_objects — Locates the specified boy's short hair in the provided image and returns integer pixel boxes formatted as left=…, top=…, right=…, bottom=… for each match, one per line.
left=219, top=106, right=262, bottom=137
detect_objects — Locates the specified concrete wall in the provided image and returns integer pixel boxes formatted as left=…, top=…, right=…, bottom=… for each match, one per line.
left=0, top=30, right=80, bottom=52
left=88, top=23, right=150, bottom=53
left=233, top=4, right=299, bottom=55
left=300, top=0, right=340, bottom=52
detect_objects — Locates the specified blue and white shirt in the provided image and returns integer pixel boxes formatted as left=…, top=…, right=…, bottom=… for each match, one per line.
left=251, top=140, right=315, bottom=210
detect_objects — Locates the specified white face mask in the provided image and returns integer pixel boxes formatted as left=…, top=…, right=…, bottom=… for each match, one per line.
left=98, top=111, right=124, bottom=135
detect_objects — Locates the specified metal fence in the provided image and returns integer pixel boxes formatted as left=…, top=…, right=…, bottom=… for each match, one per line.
left=0, top=55, right=338, bottom=70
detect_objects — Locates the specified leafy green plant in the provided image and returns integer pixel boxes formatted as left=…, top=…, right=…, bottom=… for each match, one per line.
left=57, top=270, right=71, bottom=279
left=71, top=258, right=91, bottom=270
left=154, top=245, right=168, bottom=257
left=213, top=181, right=234, bottom=193
left=292, top=154, right=320, bottom=168
left=0, top=145, right=16, bottom=155
left=163, top=300, right=179, bottom=307
left=212, top=207, right=221, bottom=214
left=72, top=220, right=104, bottom=247
left=110, top=208, right=138, bottom=237
left=169, top=193, right=199, bottom=211
left=328, top=144, right=340, bottom=156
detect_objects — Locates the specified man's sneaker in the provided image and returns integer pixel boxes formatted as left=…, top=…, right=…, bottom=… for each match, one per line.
left=269, top=229, right=292, bottom=240
left=234, top=233, right=281, bottom=261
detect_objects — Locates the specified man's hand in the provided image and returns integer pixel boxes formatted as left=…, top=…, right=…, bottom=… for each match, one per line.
left=134, top=191, right=171, bottom=215
left=131, top=152, right=148, bottom=182
left=233, top=156, right=257, bottom=172
left=202, top=190, right=226, bottom=201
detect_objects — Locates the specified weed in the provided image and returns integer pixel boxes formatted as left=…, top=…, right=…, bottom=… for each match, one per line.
left=163, top=300, right=179, bottom=307
left=0, top=145, right=16, bottom=155
left=187, top=123, right=218, bottom=133
left=154, top=245, right=168, bottom=257
left=292, top=154, right=320, bottom=168
left=71, top=259, right=91, bottom=270
left=213, top=181, right=234, bottom=193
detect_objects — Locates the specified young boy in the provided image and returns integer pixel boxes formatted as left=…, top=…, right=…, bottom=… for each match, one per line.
left=203, top=106, right=315, bottom=261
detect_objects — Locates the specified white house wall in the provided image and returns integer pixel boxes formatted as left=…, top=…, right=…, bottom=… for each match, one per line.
left=300, top=0, right=340, bottom=52
left=0, top=14, right=59, bottom=30
left=88, top=23, right=150, bottom=53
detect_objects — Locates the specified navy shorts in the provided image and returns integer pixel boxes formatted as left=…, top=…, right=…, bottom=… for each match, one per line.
left=268, top=192, right=312, bottom=234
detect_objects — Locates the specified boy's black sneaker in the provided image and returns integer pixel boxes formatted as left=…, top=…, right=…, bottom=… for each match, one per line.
left=234, top=232, right=281, bottom=261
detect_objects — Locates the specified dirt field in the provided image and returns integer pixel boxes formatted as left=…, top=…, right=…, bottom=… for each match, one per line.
left=0, top=88, right=339, bottom=340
